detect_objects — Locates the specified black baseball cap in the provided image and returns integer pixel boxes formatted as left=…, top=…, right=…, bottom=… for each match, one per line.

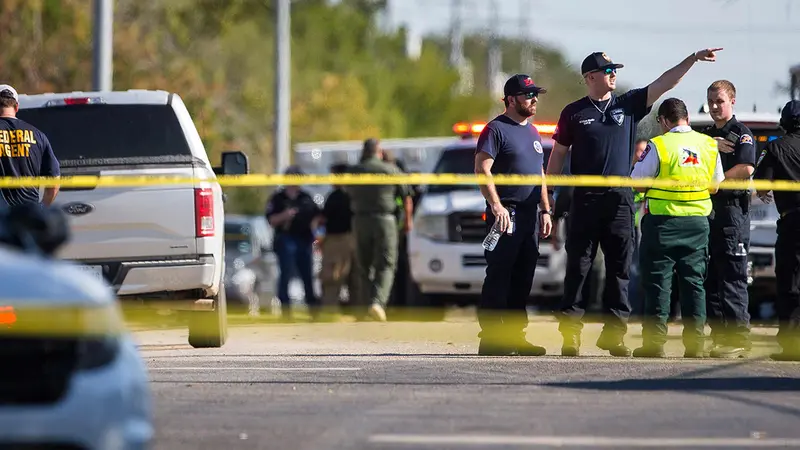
left=581, top=52, right=624, bottom=76
left=781, top=100, right=800, bottom=122
left=503, top=74, right=547, bottom=97
left=283, top=165, right=304, bottom=175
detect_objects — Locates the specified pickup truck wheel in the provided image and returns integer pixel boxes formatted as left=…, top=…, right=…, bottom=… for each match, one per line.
left=188, top=283, right=229, bottom=348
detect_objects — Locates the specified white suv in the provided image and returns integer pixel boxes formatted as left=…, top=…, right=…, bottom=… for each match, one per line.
left=17, top=90, right=249, bottom=348
left=408, top=123, right=566, bottom=314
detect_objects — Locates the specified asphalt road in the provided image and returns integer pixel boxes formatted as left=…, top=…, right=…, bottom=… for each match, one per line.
left=136, top=317, right=800, bottom=450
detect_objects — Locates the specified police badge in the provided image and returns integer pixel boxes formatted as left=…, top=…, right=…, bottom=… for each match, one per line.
left=610, top=108, right=625, bottom=126
left=534, top=141, right=543, bottom=154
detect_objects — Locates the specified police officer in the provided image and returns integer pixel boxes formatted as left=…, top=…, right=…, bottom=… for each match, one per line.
left=0, top=84, right=60, bottom=208
left=546, top=48, right=722, bottom=356
left=474, top=74, right=552, bottom=356
left=753, top=100, right=800, bottom=361
left=630, top=98, right=724, bottom=358
left=347, top=139, right=413, bottom=322
left=266, top=166, right=323, bottom=322
left=700, top=80, right=756, bottom=358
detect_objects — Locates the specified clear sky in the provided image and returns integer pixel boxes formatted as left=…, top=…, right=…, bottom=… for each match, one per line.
left=385, top=0, right=800, bottom=114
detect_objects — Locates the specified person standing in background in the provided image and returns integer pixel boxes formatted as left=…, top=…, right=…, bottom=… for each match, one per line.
left=347, top=139, right=413, bottom=322
left=752, top=100, right=800, bottom=361
left=319, top=163, right=357, bottom=317
left=0, top=84, right=60, bottom=208
left=266, top=165, right=323, bottom=322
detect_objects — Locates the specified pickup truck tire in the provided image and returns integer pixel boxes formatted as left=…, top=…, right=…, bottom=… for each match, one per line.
left=188, top=282, right=229, bottom=348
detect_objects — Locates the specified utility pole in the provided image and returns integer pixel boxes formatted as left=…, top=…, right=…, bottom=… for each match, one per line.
left=449, top=0, right=463, bottom=68
left=274, top=0, right=291, bottom=174
left=487, top=0, right=502, bottom=96
left=92, top=0, right=113, bottom=92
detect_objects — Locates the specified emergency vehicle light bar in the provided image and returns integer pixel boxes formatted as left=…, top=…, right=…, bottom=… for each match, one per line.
left=453, top=122, right=557, bottom=137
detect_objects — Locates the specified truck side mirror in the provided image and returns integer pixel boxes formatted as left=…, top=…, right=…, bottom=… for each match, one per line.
left=214, top=151, right=249, bottom=175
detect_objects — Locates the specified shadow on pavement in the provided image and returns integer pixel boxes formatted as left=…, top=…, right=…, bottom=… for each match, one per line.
left=543, top=376, right=800, bottom=392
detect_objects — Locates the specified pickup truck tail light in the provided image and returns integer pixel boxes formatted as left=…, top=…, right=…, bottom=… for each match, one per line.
left=194, top=187, right=215, bottom=237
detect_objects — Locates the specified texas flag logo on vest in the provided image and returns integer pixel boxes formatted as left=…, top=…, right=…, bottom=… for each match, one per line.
left=679, top=147, right=701, bottom=167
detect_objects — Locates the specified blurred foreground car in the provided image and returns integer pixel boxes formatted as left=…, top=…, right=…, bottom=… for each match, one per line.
left=0, top=205, right=153, bottom=450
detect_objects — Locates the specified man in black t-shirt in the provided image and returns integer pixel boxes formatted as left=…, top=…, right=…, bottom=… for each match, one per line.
left=266, top=165, right=323, bottom=321
left=0, top=84, right=60, bottom=208
left=474, top=74, right=553, bottom=356
left=546, top=48, right=723, bottom=357
left=320, top=163, right=357, bottom=313
left=753, top=100, right=800, bottom=361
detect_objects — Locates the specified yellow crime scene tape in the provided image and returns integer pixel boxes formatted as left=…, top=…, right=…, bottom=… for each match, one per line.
left=0, top=173, right=797, bottom=191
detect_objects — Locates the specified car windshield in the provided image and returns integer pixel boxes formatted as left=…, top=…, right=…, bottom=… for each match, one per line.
left=426, top=143, right=553, bottom=194
left=16, top=104, right=193, bottom=167
left=427, top=147, right=480, bottom=194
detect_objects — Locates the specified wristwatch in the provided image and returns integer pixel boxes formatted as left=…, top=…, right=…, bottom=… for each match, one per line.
left=539, top=208, right=553, bottom=216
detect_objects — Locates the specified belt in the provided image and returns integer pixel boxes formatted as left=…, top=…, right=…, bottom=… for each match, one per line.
left=712, top=194, right=749, bottom=206
left=353, top=211, right=395, bottom=217
left=781, top=207, right=800, bottom=219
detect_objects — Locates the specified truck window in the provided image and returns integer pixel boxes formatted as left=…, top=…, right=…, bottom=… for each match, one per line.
left=17, top=104, right=192, bottom=166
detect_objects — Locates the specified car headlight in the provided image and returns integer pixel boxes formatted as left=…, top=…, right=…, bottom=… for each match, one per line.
left=415, top=214, right=449, bottom=241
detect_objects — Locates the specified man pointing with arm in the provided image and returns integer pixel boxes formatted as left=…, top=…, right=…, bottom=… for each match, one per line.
left=545, top=48, right=723, bottom=357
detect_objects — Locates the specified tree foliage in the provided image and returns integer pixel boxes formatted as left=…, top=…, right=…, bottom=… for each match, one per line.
left=0, top=0, right=586, bottom=213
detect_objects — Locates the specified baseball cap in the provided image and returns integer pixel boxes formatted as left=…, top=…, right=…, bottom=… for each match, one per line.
left=0, top=84, right=19, bottom=102
left=283, top=165, right=304, bottom=176
left=503, top=74, right=547, bottom=97
left=581, top=52, right=625, bottom=76
left=781, top=100, right=800, bottom=122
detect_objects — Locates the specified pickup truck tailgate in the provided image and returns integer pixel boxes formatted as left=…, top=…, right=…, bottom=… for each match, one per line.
left=55, top=168, right=198, bottom=261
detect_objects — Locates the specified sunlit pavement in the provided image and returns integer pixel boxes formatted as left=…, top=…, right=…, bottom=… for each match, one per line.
left=136, top=311, right=800, bottom=450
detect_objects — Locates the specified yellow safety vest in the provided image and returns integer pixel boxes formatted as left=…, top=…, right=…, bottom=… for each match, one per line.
left=645, top=130, right=718, bottom=217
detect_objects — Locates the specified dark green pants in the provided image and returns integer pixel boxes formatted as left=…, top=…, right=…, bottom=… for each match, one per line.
left=352, top=214, right=398, bottom=309
left=640, top=214, right=709, bottom=349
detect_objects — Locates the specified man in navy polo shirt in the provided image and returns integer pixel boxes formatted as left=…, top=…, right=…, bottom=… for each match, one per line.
left=546, top=48, right=723, bottom=357
left=0, top=84, right=60, bottom=208
left=474, top=74, right=553, bottom=356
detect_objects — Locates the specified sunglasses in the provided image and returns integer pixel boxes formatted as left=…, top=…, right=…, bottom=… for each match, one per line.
left=596, top=67, right=616, bottom=75
left=515, top=92, right=538, bottom=99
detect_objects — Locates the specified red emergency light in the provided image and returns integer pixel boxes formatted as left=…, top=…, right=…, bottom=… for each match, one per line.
left=0, top=306, right=16, bottom=327
left=44, top=97, right=105, bottom=107
left=452, top=121, right=556, bottom=137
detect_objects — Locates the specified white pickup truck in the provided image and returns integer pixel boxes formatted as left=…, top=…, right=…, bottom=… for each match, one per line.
left=16, top=90, right=249, bottom=348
